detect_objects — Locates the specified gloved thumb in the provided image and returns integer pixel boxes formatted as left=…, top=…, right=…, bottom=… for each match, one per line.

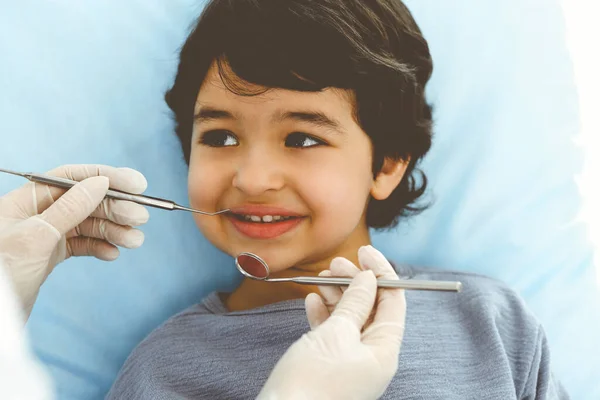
left=329, top=270, right=378, bottom=330
left=305, top=293, right=330, bottom=330
left=38, top=176, right=110, bottom=236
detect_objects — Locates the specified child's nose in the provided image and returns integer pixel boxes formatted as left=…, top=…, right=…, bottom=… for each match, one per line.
left=232, top=148, right=285, bottom=196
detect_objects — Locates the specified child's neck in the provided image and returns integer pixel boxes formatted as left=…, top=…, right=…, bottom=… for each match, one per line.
left=225, top=234, right=371, bottom=312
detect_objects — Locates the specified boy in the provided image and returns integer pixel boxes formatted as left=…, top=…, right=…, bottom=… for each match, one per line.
left=108, top=0, right=568, bottom=398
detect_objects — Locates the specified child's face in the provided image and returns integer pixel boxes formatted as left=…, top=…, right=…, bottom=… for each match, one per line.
left=188, top=62, right=397, bottom=273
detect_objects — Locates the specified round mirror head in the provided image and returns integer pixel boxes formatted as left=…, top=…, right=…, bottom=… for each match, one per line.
left=235, top=252, right=270, bottom=280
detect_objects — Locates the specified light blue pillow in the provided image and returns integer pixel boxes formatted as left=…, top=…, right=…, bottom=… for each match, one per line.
left=0, top=0, right=597, bottom=399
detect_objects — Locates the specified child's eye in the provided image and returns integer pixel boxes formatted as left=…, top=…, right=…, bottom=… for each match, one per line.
left=199, top=130, right=239, bottom=147
left=285, top=132, right=326, bottom=148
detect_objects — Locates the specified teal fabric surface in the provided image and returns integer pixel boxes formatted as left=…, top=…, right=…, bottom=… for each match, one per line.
left=0, top=0, right=597, bottom=398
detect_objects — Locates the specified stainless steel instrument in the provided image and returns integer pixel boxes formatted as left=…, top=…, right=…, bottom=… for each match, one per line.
left=0, top=167, right=229, bottom=216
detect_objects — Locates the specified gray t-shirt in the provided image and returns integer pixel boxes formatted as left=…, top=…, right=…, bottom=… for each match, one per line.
left=107, top=266, right=568, bottom=399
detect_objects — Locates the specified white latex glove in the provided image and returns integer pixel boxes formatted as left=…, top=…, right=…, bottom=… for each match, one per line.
left=258, top=245, right=406, bottom=400
left=0, top=259, right=54, bottom=400
left=0, top=164, right=149, bottom=318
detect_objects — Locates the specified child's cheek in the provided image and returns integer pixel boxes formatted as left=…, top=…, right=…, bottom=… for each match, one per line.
left=188, top=170, right=212, bottom=211
left=301, top=157, right=371, bottom=229
left=187, top=160, right=233, bottom=252
left=188, top=157, right=228, bottom=213
left=188, top=154, right=227, bottom=208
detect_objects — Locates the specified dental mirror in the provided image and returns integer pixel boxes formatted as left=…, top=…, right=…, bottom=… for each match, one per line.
left=235, top=252, right=462, bottom=292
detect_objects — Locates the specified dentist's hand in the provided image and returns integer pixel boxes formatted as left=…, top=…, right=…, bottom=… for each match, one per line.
left=0, top=165, right=149, bottom=317
left=258, top=246, right=406, bottom=400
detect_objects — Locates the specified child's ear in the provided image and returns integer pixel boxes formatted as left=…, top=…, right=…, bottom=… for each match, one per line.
left=370, top=157, right=410, bottom=200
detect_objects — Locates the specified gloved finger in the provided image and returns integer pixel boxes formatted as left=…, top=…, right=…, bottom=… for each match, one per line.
left=330, top=256, right=361, bottom=294
left=90, top=198, right=150, bottom=227
left=358, top=245, right=402, bottom=310
left=361, top=292, right=406, bottom=370
left=358, top=247, right=406, bottom=355
left=38, top=177, right=110, bottom=237
left=317, top=270, right=343, bottom=314
left=361, top=294, right=406, bottom=345
left=47, top=165, right=147, bottom=194
left=357, top=245, right=398, bottom=280
left=66, top=218, right=145, bottom=249
left=7, top=165, right=148, bottom=218
left=305, top=293, right=330, bottom=330
left=330, top=270, right=378, bottom=331
left=358, top=245, right=405, bottom=333
left=66, top=236, right=120, bottom=261
left=330, top=257, right=362, bottom=276
left=47, top=165, right=149, bottom=226
left=318, top=257, right=362, bottom=313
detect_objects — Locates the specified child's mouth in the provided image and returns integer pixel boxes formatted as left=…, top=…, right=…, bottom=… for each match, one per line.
left=230, top=213, right=298, bottom=223
left=227, top=213, right=305, bottom=239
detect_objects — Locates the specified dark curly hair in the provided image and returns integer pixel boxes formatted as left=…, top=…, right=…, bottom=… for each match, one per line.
left=166, top=0, right=434, bottom=229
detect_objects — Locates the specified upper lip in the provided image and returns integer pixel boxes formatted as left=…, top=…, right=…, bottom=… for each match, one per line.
left=227, top=205, right=305, bottom=217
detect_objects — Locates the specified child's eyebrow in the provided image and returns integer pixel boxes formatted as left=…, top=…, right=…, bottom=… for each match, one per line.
left=194, top=106, right=235, bottom=123
left=273, top=110, right=346, bottom=134
left=194, top=106, right=346, bottom=134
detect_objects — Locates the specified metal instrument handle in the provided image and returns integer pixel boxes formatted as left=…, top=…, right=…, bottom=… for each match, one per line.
left=290, top=276, right=462, bottom=292
left=27, top=173, right=176, bottom=210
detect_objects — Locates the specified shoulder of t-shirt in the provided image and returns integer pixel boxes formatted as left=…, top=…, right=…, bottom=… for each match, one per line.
left=405, top=264, right=542, bottom=325
left=403, top=264, right=549, bottom=394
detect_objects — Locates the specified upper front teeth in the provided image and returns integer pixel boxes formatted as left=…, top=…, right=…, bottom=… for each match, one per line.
left=244, top=215, right=287, bottom=222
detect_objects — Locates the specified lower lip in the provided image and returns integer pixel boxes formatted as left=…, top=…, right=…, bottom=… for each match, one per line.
left=228, top=216, right=304, bottom=239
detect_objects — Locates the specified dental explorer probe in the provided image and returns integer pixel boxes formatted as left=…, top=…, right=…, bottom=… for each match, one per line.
left=0, top=168, right=229, bottom=216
